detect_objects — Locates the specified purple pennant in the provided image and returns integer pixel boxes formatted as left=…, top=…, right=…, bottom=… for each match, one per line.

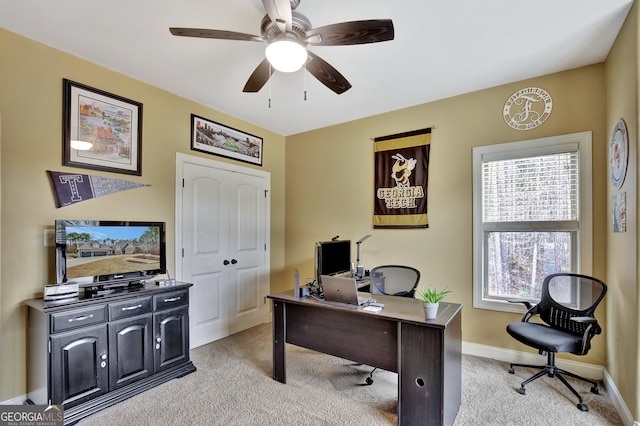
left=47, top=171, right=149, bottom=208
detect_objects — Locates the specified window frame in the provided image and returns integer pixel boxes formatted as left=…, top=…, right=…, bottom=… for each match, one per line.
left=472, top=132, right=592, bottom=313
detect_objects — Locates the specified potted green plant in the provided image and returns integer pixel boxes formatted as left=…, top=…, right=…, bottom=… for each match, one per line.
left=416, top=285, right=451, bottom=319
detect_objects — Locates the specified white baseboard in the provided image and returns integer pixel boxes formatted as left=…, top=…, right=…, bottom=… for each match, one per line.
left=463, top=341, right=638, bottom=425
left=1, top=394, right=27, bottom=405
left=602, top=368, right=638, bottom=426
left=462, top=341, right=603, bottom=379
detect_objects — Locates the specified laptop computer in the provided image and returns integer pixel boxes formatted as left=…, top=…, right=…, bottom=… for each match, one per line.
left=321, top=275, right=368, bottom=306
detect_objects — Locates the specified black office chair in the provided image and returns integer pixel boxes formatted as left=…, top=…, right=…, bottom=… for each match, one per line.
left=363, top=265, right=420, bottom=385
left=369, top=265, right=420, bottom=298
left=506, top=273, right=607, bottom=411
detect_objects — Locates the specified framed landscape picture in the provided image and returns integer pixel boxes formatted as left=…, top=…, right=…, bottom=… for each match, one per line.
left=63, top=79, right=143, bottom=176
left=191, top=114, right=263, bottom=166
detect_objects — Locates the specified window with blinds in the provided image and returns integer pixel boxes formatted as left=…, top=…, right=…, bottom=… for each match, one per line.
left=472, top=133, right=592, bottom=312
left=482, top=152, right=579, bottom=223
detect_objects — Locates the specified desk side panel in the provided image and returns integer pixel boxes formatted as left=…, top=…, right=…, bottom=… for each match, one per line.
left=285, top=303, right=398, bottom=372
left=272, top=300, right=286, bottom=383
left=399, top=322, right=444, bottom=426
left=443, top=309, right=462, bottom=426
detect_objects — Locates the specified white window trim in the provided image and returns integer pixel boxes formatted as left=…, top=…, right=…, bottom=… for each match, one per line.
left=472, top=132, right=593, bottom=313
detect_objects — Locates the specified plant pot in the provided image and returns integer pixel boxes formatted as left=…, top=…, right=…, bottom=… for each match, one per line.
left=423, top=302, right=439, bottom=320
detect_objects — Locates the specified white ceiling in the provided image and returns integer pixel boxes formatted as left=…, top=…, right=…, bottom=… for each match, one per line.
left=0, top=0, right=634, bottom=136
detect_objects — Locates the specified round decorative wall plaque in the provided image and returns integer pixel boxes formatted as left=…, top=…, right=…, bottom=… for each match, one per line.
left=503, top=87, right=553, bottom=130
left=610, top=118, right=629, bottom=189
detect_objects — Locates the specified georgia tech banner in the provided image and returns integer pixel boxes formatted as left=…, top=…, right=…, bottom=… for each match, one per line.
left=373, top=128, right=431, bottom=228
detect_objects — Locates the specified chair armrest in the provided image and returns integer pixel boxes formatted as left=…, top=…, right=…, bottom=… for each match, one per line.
left=571, top=316, right=601, bottom=354
left=570, top=316, right=597, bottom=324
left=507, top=299, right=533, bottom=310
left=571, top=316, right=601, bottom=336
left=508, top=299, right=538, bottom=322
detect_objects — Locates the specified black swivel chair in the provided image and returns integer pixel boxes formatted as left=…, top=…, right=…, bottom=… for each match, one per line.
left=369, top=265, right=420, bottom=298
left=506, top=273, right=607, bottom=411
left=363, top=265, right=420, bottom=385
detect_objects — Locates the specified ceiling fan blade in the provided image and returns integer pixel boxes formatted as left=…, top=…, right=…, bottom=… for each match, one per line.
left=261, top=0, right=292, bottom=33
left=169, top=27, right=264, bottom=42
left=305, top=51, right=352, bottom=95
left=243, top=59, right=274, bottom=93
left=306, top=19, right=394, bottom=46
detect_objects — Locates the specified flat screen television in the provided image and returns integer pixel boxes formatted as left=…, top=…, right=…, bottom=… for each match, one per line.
left=315, top=240, right=351, bottom=284
left=55, top=220, right=166, bottom=287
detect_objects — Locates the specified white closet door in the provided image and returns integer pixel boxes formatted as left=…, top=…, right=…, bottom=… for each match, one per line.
left=228, top=172, right=269, bottom=334
left=183, top=163, right=230, bottom=347
left=178, top=154, right=270, bottom=348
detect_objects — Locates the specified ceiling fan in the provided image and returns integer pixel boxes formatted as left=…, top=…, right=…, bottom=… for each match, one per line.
left=169, top=0, right=394, bottom=94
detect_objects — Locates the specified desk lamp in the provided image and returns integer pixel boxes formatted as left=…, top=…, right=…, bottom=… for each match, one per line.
left=355, top=234, right=372, bottom=278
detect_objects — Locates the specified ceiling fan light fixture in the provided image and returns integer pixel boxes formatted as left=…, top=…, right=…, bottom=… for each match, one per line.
left=265, top=39, right=307, bottom=73
left=70, top=140, right=93, bottom=150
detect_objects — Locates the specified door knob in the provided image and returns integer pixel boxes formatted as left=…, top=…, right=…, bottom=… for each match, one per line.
left=223, top=260, right=230, bottom=265
left=231, top=259, right=238, bottom=264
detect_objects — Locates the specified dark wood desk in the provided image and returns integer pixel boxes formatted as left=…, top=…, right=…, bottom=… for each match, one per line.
left=268, top=291, right=462, bottom=426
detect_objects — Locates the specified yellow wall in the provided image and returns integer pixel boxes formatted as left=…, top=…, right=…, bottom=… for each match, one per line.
left=285, top=66, right=608, bottom=359
left=606, top=1, right=640, bottom=418
left=0, top=29, right=286, bottom=401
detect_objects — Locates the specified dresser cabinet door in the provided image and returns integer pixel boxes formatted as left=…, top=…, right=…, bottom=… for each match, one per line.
left=154, top=306, right=189, bottom=372
left=108, top=315, right=153, bottom=389
left=50, top=324, right=108, bottom=407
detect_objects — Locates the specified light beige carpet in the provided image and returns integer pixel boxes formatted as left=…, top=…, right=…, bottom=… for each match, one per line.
left=77, top=322, right=623, bottom=425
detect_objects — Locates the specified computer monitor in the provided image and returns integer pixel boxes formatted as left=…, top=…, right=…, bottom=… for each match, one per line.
left=315, top=240, right=351, bottom=283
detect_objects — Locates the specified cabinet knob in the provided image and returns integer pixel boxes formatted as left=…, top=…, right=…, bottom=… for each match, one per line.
left=156, top=337, right=162, bottom=343
left=223, top=260, right=230, bottom=265
left=231, top=259, right=238, bottom=264
left=101, top=354, right=107, bottom=360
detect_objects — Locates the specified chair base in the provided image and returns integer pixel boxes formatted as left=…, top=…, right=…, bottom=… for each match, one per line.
left=509, top=352, right=600, bottom=411
left=364, top=367, right=377, bottom=385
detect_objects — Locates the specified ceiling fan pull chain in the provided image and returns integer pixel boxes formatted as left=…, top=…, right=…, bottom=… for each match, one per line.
left=268, top=62, right=272, bottom=108
left=303, top=63, right=307, bottom=101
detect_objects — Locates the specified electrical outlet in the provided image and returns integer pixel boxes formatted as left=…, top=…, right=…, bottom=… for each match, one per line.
left=44, top=229, right=55, bottom=247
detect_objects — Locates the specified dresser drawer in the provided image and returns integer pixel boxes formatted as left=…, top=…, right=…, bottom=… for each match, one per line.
left=51, top=305, right=107, bottom=333
left=154, top=289, right=188, bottom=311
left=109, top=297, right=152, bottom=320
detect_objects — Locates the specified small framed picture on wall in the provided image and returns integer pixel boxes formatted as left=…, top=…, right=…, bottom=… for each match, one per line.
left=613, top=192, right=626, bottom=233
left=190, top=114, right=263, bottom=166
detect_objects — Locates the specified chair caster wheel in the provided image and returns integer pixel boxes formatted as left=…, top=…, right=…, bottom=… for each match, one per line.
left=508, top=368, right=514, bottom=374
left=590, top=386, right=599, bottom=394
left=365, top=377, right=373, bottom=385
left=518, top=387, right=526, bottom=395
left=577, top=403, right=589, bottom=411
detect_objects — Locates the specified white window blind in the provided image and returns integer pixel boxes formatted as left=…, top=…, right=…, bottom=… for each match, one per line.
left=482, top=152, right=579, bottom=223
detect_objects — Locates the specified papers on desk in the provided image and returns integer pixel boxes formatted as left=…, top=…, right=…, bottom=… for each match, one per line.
left=363, top=305, right=383, bottom=313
